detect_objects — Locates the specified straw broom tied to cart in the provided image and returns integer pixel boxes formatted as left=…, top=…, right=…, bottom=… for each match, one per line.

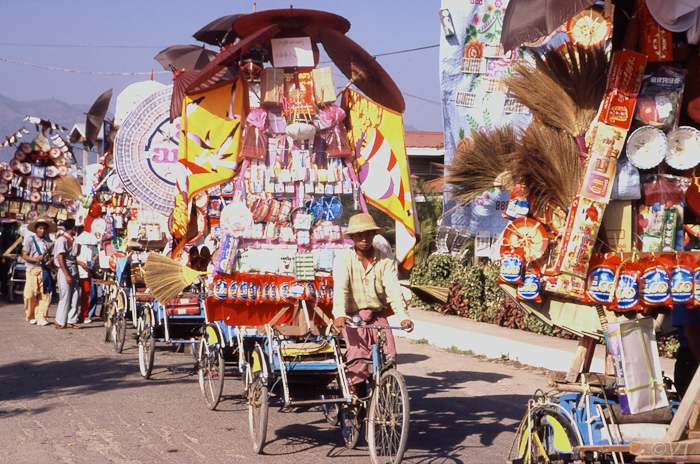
left=144, top=253, right=208, bottom=304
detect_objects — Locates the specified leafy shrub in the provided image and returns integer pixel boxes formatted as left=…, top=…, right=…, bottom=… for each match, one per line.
left=408, top=253, right=677, bottom=358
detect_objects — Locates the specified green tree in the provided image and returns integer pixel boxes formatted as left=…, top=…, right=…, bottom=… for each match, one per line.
left=413, top=178, right=443, bottom=265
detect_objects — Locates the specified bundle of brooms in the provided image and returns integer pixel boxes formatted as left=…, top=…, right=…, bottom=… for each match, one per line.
left=504, top=43, right=609, bottom=217
left=144, top=252, right=208, bottom=305
left=54, top=175, right=83, bottom=202
left=444, top=124, right=517, bottom=205
left=444, top=43, right=610, bottom=221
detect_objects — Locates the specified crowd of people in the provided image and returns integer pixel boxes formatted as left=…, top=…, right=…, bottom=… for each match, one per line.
left=17, top=215, right=215, bottom=330
left=21, top=216, right=98, bottom=329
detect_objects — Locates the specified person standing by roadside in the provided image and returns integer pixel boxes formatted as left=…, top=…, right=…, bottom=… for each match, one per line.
left=22, top=216, right=56, bottom=326
left=76, top=229, right=99, bottom=323
left=54, top=219, right=80, bottom=329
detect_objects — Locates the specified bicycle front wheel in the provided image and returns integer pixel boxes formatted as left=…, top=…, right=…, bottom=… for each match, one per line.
left=248, top=374, right=268, bottom=454
left=137, top=313, right=155, bottom=379
left=368, top=369, right=410, bottom=464
left=113, top=291, right=128, bottom=353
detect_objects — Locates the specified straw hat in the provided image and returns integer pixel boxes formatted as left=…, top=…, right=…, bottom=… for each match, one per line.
left=342, top=213, right=384, bottom=238
left=27, top=216, right=57, bottom=234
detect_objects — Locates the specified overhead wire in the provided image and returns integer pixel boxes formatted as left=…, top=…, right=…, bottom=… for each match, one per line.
left=0, top=42, right=442, bottom=110
left=0, top=57, right=169, bottom=75
left=0, top=43, right=440, bottom=76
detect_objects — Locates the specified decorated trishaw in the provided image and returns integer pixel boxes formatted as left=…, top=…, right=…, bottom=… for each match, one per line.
left=133, top=8, right=419, bottom=463
left=442, top=1, right=700, bottom=462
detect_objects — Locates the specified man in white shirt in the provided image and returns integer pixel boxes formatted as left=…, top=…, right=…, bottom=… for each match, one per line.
left=54, top=219, right=80, bottom=329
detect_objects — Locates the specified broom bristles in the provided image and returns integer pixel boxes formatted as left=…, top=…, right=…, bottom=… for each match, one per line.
left=534, top=43, right=609, bottom=129
left=504, top=60, right=581, bottom=137
left=144, top=252, right=206, bottom=304
left=514, top=121, right=582, bottom=216
left=54, top=175, right=82, bottom=201
left=445, top=125, right=517, bottom=202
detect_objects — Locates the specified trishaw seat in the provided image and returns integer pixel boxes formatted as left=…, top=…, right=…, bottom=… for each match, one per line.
left=279, top=339, right=334, bottom=357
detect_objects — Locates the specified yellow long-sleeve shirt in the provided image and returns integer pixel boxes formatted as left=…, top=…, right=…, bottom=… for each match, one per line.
left=332, top=246, right=410, bottom=322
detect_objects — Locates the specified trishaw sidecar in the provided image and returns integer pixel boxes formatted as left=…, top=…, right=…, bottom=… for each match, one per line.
left=137, top=292, right=206, bottom=379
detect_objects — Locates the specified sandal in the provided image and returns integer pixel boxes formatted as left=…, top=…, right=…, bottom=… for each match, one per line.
left=54, top=323, right=64, bottom=329
left=65, top=324, right=80, bottom=329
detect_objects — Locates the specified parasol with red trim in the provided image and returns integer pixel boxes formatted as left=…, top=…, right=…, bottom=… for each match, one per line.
left=85, top=88, right=112, bottom=149
left=233, top=8, right=350, bottom=42
left=154, top=45, right=216, bottom=72
left=318, top=27, right=405, bottom=114
left=186, top=24, right=280, bottom=95
left=169, top=67, right=238, bottom=121
left=170, top=71, right=198, bottom=122
left=193, top=14, right=245, bottom=47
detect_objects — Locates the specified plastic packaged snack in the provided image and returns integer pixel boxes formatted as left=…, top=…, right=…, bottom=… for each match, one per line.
left=585, top=253, right=621, bottom=306
left=634, top=64, right=688, bottom=132
left=616, top=261, right=642, bottom=311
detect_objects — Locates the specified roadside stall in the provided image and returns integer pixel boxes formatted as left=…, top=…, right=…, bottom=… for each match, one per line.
left=444, top=0, right=700, bottom=462
left=0, top=117, right=75, bottom=302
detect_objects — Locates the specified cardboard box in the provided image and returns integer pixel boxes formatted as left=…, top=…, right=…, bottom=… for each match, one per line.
left=555, top=195, right=605, bottom=278
left=606, top=49, right=647, bottom=96
left=602, top=200, right=634, bottom=252
left=260, top=68, right=284, bottom=105
left=312, top=67, right=337, bottom=106
left=637, top=0, right=673, bottom=62
left=598, top=91, right=639, bottom=130
left=542, top=274, right=587, bottom=301
left=587, top=122, right=627, bottom=159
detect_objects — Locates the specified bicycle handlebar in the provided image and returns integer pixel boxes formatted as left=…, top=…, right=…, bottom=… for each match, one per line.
left=346, top=319, right=410, bottom=331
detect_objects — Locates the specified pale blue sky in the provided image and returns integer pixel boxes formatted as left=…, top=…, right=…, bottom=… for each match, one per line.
left=0, top=0, right=443, bottom=132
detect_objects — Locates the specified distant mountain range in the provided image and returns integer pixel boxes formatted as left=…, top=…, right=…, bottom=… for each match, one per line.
left=0, top=93, right=90, bottom=163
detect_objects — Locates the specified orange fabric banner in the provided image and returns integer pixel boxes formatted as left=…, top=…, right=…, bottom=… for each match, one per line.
left=178, top=78, right=249, bottom=199
left=342, top=89, right=418, bottom=270
left=172, top=78, right=249, bottom=259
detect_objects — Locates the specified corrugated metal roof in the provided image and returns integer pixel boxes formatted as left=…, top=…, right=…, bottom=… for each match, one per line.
left=404, top=131, right=444, bottom=149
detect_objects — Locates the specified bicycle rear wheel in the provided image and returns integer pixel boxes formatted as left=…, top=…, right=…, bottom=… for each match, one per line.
left=513, top=406, right=580, bottom=463
left=368, top=369, right=410, bottom=464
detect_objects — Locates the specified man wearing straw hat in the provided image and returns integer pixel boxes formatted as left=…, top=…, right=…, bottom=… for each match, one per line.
left=22, top=216, right=57, bottom=326
left=332, top=213, right=414, bottom=396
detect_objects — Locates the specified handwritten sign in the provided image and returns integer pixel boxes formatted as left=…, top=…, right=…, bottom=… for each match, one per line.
left=271, top=37, right=314, bottom=68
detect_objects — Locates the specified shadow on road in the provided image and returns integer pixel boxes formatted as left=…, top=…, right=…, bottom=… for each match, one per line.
left=402, top=369, right=533, bottom=463
left=0, top=352, right=197, bottom=415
